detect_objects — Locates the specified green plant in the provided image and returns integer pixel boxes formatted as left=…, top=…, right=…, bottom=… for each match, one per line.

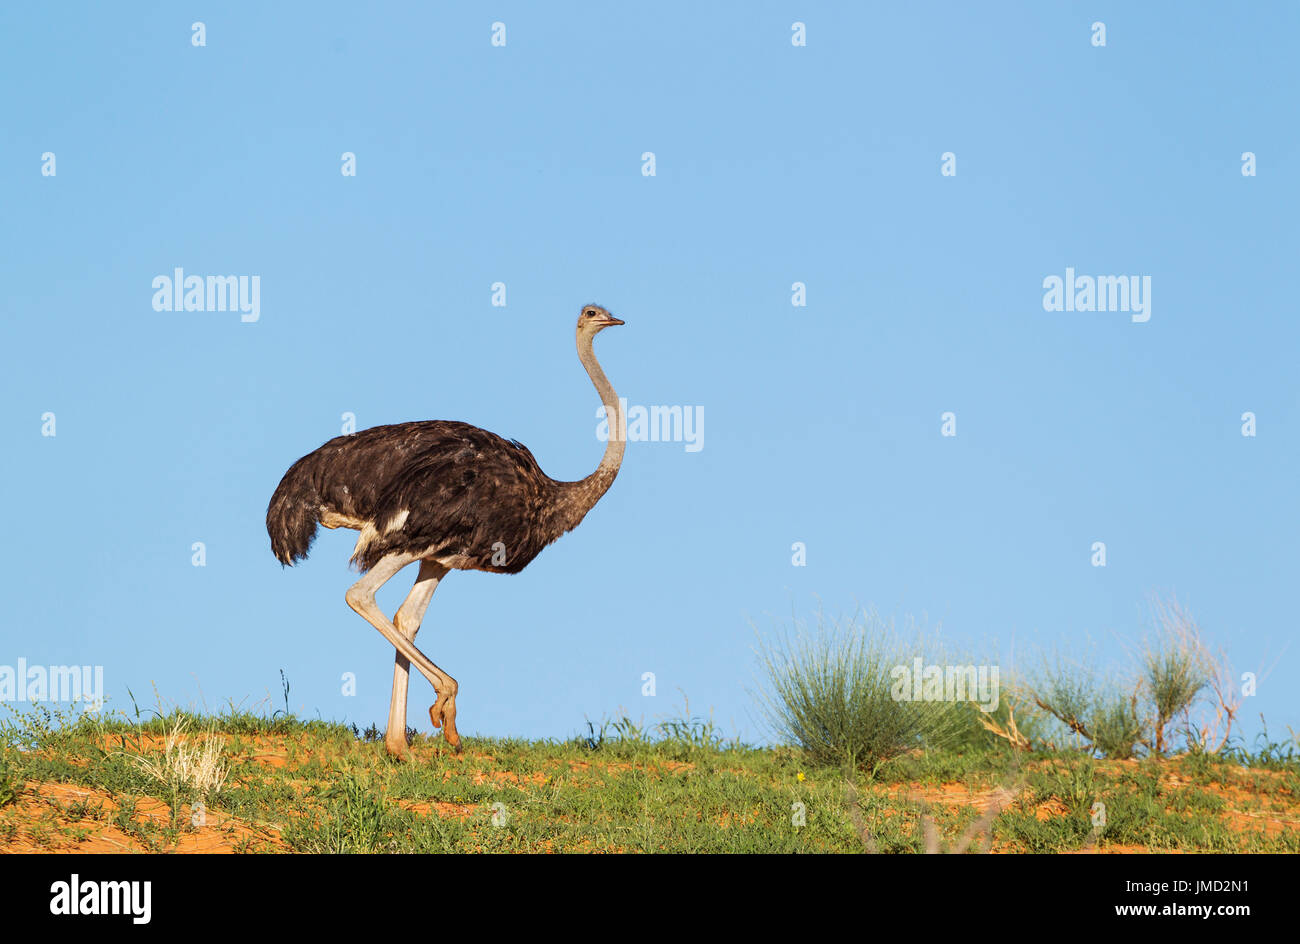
left=1091, top=693, right=1143, bottom=760
left=1140, top=598, right=1211, bottom=754
left=1029, top=656, right=1098, bottom=741
left=756, top=609, right=971, bottom=772
left=1026, top=596, right=1220, bottom=759
left=0, top=753, right=19, bottom=808
left=290, top=773, right=391, bottom=853
left=273, top=669, right=292, bottom=720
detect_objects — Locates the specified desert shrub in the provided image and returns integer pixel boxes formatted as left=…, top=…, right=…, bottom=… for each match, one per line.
left=1090, top=693, right=1143, bottom=760
left=0, top=752, right=18, bottom=808
left=1028, top=658, right=1098, bottom=738
left=1142, top=598, right=1212, bottom=754
left=756, top=609, right=974, bottom=772
left=1027, top=596, right=1217, bottom=758
left=953, top=695, right=1049, bottom=753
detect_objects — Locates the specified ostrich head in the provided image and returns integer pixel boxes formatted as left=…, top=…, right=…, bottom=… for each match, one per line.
left=577, top=304, right=624, bottom=335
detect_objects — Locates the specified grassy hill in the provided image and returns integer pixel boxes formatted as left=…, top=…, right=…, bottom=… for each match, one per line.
left=2, top=707, right=1296, bottom=853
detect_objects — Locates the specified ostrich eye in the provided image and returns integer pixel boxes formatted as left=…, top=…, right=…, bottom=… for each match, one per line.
left=585, top=311, right=596, bottom=318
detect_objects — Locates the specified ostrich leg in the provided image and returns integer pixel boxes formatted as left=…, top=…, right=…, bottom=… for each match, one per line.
left=385, top=560, right=449, bottom=758
left=345, top=552, right=462, bottom=751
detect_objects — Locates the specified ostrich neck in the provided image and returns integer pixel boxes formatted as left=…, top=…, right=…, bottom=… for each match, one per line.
left=580, top=333, right=625, bottom=476
left=553, top=332, right=624, bottom=531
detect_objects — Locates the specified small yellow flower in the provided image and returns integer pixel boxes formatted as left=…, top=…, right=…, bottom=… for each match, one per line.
left=796, top=772, right=806, bottom=782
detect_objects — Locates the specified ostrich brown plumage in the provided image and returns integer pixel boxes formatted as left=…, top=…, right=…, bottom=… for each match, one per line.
left=266, top=305, right=626, bottom=758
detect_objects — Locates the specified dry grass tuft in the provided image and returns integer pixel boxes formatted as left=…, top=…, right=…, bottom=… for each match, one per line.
left=127, top=718, right=229, bottom=797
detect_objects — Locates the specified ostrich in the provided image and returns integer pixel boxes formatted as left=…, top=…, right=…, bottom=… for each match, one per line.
left=266, top=305, right=625, bottom=758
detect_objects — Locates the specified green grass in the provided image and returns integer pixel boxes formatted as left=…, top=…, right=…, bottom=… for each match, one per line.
left=0, top=753, right=19, bottom=809
left=1, top=704, right=1296, bottom=853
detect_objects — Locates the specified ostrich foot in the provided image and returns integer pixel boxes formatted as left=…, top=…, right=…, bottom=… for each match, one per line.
left=429, top=698, right=462, bottom=752
left=384, top=731, right=411, bottom=761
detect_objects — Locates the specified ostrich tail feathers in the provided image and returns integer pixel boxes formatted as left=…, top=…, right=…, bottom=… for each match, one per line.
left=266, top=461, right=321, bottom=565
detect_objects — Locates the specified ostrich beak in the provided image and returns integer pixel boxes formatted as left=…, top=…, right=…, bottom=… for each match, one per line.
left=598, top=315, right=625, bottom=327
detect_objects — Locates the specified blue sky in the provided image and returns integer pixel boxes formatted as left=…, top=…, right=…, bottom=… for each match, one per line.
left=1, top=3, right=1295, bottom=745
